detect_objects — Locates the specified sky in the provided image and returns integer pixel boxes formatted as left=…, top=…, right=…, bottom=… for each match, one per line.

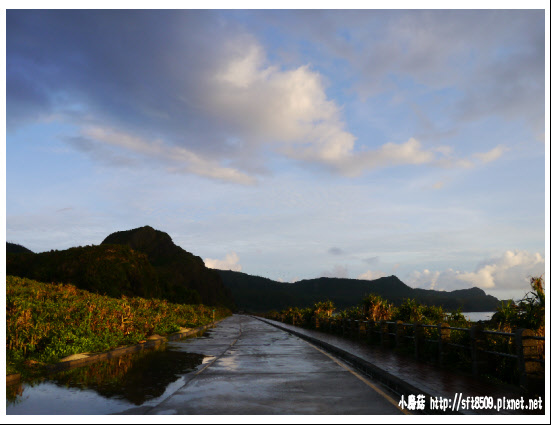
left=4, top=4, right=549, bottom=301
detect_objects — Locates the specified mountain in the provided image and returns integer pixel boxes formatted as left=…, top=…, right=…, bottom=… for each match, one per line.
left=216, top=270, right=500, bottom=312
left=101, top=226, right=234, bottom=308
left=6, top=229, right=498, bottom=313
left=6, top=244, right=161, bottom=299
left=6, top=226, right=235, bottom=309
left=6, top=242, right=34, bottom=254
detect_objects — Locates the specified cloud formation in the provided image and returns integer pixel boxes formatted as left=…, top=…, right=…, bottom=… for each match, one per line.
left=358, top=270, right=386, bottom=281
left=204, top=252, right=242, bottom=272
left=6, top=10, right=528, bottom=184
left=406, top=250, right=545, bottom=297
left=81, top=126, right=255, bottom=185
left=6, top=11, right=358, bottom=182
left=203, top=41, right=358, bottom=166
left=472, top=145, right=509, bottom=164
left=315, top=10, right=544, bottom=138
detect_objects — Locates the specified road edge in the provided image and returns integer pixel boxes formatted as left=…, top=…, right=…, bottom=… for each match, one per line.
left=253, top=315, right=460, bottom=415
left=6, top=316, right=230, bottom=386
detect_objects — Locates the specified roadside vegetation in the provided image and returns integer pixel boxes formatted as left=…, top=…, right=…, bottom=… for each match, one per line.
left=265, top=295, right=471, bottom=328
left=263, top=276, right=544, bottom=386
left=490, top=276, right=545, bottom=334
left=6, top=275, right=231, bottom=379
left=266, top=276, right=545, bottom=332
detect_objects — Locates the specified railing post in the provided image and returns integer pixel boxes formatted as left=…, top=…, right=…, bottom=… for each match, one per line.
left=438, top=323, right=450, bottom=366
left=516, top=328, right=537, bottom=387
left=470, top=323, right=485, bottom=376
left=367, top=320, right=374, bottom=344
left=359, top=320, right=366, bottom=337
left=395, top=320, right=404, bottom=347
left=414, top=322, right=423, bottom=360
left=381, top=321, right=390, bottom=348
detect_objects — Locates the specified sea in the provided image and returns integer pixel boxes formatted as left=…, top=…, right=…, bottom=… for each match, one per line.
left=460, top=311, right=496, bottom=322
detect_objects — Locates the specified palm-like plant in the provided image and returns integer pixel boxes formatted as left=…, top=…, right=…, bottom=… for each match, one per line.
left=362, top=294, right=394, bottom=321
left=517, top=275, right=545, bottom=332
left=490, top=275, right=545, bottom=333
left=314, top=300, right=335, bottom=318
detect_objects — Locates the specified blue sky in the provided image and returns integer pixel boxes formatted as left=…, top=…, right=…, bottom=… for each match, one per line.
left=4, top=5, right=548, bottom=301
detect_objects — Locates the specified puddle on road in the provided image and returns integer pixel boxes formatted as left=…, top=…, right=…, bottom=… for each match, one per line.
left=7, top=344, right=205, bottom=415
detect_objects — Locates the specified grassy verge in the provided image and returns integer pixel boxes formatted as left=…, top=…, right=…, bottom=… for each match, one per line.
left=6, top=275, right=231, bottom=379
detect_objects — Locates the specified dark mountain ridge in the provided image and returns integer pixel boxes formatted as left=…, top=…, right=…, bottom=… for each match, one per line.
left=216, top=269, right=500, bottom=312
left=6, top=226, right=235, bottom=309
left=6, top=227, right=499, bottom=313
left=6, top=244, right=161, bottom=299
left=101, top=226, right=234, bottom=308
left=6, top=242, right=34, bottom=254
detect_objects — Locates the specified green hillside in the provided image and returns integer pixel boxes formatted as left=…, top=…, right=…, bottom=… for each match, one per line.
left=216, top=270, right=500, bottom=312
left=101, top=226, right=234, bottom=308
left=6, top=226, right=235, bottom=309
left=6, top=242, right=34, bottom=254
left=6, top=244, right=162, bottom=299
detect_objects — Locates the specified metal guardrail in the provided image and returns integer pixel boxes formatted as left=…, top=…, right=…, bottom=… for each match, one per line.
left=274, top=314, right=545, bottom=387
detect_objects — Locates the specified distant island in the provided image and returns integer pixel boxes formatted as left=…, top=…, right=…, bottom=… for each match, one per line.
left=7, top=226, right=500, bottom=313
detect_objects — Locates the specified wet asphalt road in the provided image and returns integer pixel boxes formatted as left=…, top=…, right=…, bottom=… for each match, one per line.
left=121, top=315, right=405, bottom=415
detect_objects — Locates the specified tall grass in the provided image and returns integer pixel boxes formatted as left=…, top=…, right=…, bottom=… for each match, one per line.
left=6, top=275, right=231, bottom=377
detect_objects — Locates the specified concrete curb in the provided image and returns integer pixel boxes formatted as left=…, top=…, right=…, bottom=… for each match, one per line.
left=6, top=317, right=228, bottom=386
left=6, top=373, right=21, bottom=386
left=253, top=316, right=457, bottom=415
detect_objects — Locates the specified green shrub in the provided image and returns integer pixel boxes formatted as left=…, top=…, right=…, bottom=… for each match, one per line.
left=6, top=276, right=231, bottom=377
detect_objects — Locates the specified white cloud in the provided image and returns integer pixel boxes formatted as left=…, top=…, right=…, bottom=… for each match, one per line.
left=407, top=269, right=443, bottom=290
left=205, top=41, right=357, bottom=166
left=406, top=250, right=545, bottom=297
left=472, top=145, right=509, bottom=164
left=336, top=138, right=434, bottom=176
left=83, top=126, right=255, bottom=185
left=430, top=143, right=513, bottom=170
left=8, top=11, right=540, bottom=185
left=204, top=251, right=242, bottom=271
left=455, top=265, right=498, bottom=289
left=333, top=137, right=508, bottom=176
left=358, top=270, right=386, bottom=281
left=61, top=31, right=510, bottom=182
